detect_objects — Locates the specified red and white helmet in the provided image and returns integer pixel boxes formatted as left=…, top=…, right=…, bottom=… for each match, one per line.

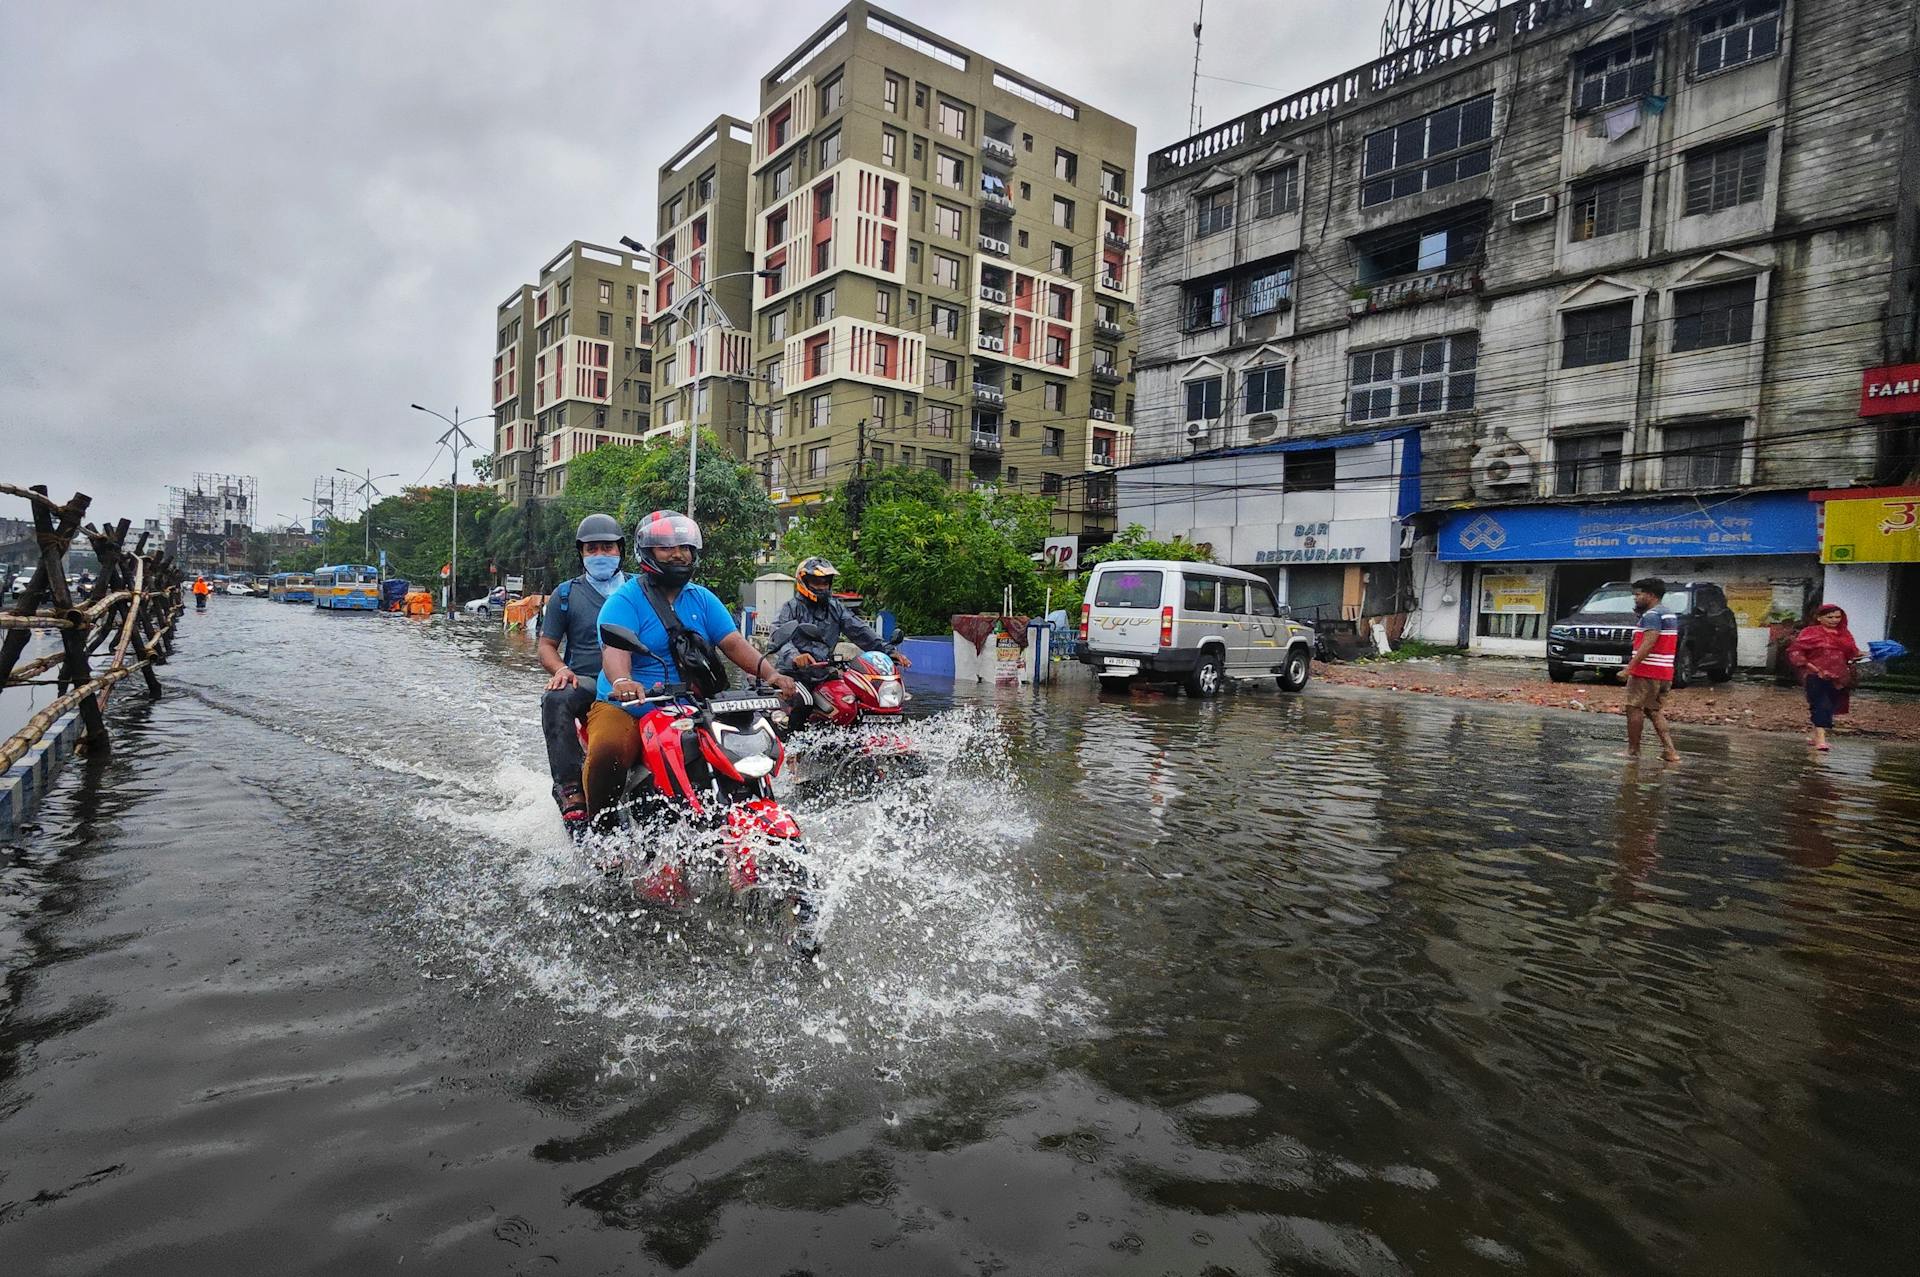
left=633, top=509, right=703, bottom=584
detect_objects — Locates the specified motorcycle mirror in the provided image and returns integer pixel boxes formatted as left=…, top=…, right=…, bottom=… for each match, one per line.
left=599, top=623, right=652, bottom=656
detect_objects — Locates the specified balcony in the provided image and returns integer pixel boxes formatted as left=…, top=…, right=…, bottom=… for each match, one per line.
left=972, top=382, right=1005, bottom=406
left=1100, top=272, right=1123, bottom=291
left=978, top=333, right=1006, bottom=353
left=981, top=137, right=1017, bottom=166
left=1352, top=265, right=1484, bottom=316
left=1091, top=361, right=1122, bottom=384
left=978, top=186, right=1015, bottom=215
left=969, top=430, right=1003, bottom=455
left=1086, top=492, right=1117, bottom=511
left=1103, top=230, right=1129, bottom=251
left=1091, top=406, right=1115, bottom=423
left=978, top=284, right=1008, bottom=305
left=1101, top=189, right=1129, bottom=207
left=978, top=233, right=1010, bottom=256
left=1094, top=317, right=1123, bottom=340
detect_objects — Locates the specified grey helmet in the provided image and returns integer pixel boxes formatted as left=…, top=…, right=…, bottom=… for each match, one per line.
left=574, top=512, right=626, bottom=560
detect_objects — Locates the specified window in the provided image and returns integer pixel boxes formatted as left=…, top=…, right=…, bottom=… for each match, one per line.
left=874, top=344, right=890, bottom=376
left=884, top=74, right=903, bottom=112
left=937, top=100, right=966, bottom=139
left=930, top=303, right=959, bottom=337
left=927, top=404, right=955, bottom=437
left=1696, top=1, right=1779, bottom=74
left=1045, top=334, right=1068, bottom=366
left=1555, top=431, right=1625, bottom=495
left=558, top=281, right=570, bottom=304
left=936, top=152, right=964, bottom=189
left=933, top=203, right=962, bottom=238
left=1219, top=581, right=1247, bottom=614
left=1041, top=472, right=1063, bottom=495
left=1562, top=301, right=1634, bottom=367
left=810, top=394, right=831, bottom=428
left=766, top=310, right=788, bottom=342
left=1255, top=164, right=1299, bottom=217
left=876, top=287, right=892, bottom=324
left=818, top=130, right=842, bottom=167
left=1349, top=334, right=1478, bottom=421
left=1054, top=149, right=1078, bottom=183
left=598, top=312, right=611, bottom=336
left=1276, top=449, right=1333, bottom=493
left=1185, top=375, right=1223, bottom=421
left=1043, top=383, right=1065, bottom=411
left=1570, top=170, right=1643, bottom=241
left=1052, top=196, right=1074, bottom=230
left=1184, top=279, right=1230, bottom=331
left=1050, top=242, right=1072, bottom=273
left=932, top=254, right=960, bottom=288
left=1005, top=466, right=1019, bottom=485
left=807, top=445, right=829, bottom=480
left=767, top=403, right=786, bottom=438
left=930, top=454, right=954, bottom=481
left=1662, top=421, right=1744, bottom=488
left=1043, top=427, right=1065, bottom=456
left=1672, top=278, right=1757, bottom=351
left=1575, top=34, right=1658, bottom=113
left=1355, top=212, right=1486, bottom=281
left=900, top=446, right=914, bottom=466
left=1240, top=262, right=1293, bottom=317
left=697, top=171, right=713, bottom=203
left=1684, top=135, right=1768, bottom=215
left=1244, top=364, right=1286, bottom=414
left=929, top=355, right=958, bottom=388
left=598, top=280, right=612, bottom=304
left=1196, top=188, right=1234, bottom=238
left=1184, top=576, right=1217, bottom=612
left=1361, top=94, right=1494, bottom=207
left=1045, top=287, right=1070, bottom=320
left=882, top=130, right=898, bottom=168
left=813, top=288, right=836, bottom=323
left=821, top=75, right=845, bottom=112
left=772, top=164, right=793, bottom=199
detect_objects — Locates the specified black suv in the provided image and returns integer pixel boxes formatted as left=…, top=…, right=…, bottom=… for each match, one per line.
left=1546, top=581, right=1738, bottom=687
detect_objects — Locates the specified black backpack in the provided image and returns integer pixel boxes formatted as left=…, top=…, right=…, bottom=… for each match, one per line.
left=639, top=581, right=730, bottom=698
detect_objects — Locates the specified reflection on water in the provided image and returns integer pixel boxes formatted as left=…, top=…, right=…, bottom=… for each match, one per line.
left=2, top=603, right=1918, bottom=1274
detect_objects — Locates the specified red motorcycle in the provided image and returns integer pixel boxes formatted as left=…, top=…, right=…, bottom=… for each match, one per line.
left=781, top=647, right=923, bottom=790
left=588, top=624, right=821, bottom=957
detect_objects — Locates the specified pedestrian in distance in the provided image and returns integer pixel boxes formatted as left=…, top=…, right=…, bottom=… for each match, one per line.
left=1785, top=603, right=1860, bottom=753
left=537, top=513, right=627, bottom=837
left=1622, top=577, right=1681, bottom=763
left=192, top=575, right=211, bottom=612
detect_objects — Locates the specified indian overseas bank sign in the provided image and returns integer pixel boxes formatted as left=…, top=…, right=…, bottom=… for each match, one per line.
left=1438, top=492, right=1818, bottom=562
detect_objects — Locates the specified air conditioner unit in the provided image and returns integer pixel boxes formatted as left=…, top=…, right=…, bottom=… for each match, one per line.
left=1510, top=193, right=1556, bottom=224
left=1246, top=412, right=1280, bottom=439
left=1472, top=440, right=1537, bottom=492
left=1185, top=419, right=1215, bottom=443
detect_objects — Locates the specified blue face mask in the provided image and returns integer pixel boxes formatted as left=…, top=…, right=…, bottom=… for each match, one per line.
left=583, top=554, right=622, bottom=584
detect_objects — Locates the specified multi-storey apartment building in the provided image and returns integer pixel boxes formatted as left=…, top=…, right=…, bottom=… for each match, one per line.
left=742, top=1, right=1140, bottom=535
left=1128, top=0, right=1919, bottom=656
left=491, top=241, right=654, bottom=504
left=649, top=117, right=760, bottom=461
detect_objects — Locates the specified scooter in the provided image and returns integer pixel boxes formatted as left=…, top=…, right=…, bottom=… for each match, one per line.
left=589, top=623, right=822, bottom=957
left=775, top=629, right=922, bottom=789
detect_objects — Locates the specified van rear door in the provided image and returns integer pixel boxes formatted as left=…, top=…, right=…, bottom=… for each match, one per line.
left=1086, top=566, right=1165, bottom=660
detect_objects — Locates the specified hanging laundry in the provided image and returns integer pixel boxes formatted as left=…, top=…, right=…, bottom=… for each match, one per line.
left=1604, top=102, right=1641, bottom=140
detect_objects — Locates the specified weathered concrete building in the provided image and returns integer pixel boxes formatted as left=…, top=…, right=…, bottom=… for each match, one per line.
left=490, top=241, right=655, bottom=505
left=1129, top=0, right=1919, bottom=656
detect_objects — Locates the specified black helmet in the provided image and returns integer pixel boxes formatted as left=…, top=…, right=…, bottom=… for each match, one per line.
left=574, top=512, right=625, bottom=559
left=795, top=555, right=837, bottom=602
left=634, top=510, right=703, bottom=586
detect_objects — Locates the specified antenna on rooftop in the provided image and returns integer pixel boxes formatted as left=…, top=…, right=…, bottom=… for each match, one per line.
left=1187, top=0, right=1205, bottom=134
left=1380, top=0, right=1500, bottom=56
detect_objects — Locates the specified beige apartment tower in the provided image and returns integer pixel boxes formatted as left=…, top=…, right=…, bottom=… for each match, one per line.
left=742, top=1, right=1140, bottom=534
left=491, top=241, right=654, bottom=504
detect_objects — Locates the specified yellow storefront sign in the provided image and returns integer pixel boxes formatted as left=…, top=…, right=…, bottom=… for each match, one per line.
left=1479, top=573, right=1548, bottom=614
left=1821, top=494, right=1920, bottom=564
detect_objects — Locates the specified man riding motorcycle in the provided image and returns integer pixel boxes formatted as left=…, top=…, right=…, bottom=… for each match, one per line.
left=768, top=557, right=908, bottom=730
left=537, top=512, right=625, bottom=833
left=584, top=510, right=798, bottom=826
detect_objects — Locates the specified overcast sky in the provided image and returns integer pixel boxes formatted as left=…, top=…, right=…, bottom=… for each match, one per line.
left=0, top=0, right=1376, bottom=529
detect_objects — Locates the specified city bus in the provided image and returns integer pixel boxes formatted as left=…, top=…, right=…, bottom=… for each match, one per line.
left=313, top=564, right=379, bottom=611
left=269, top=572, right=315, bottom=603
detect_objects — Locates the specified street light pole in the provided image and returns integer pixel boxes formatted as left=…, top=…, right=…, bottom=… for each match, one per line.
left=411, top=404, right=484, bottom=621
left=618, top=236, right=775, bottom=519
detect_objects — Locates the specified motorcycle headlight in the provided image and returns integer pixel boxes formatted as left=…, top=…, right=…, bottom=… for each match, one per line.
left=877, top=681, right=903, bottom=709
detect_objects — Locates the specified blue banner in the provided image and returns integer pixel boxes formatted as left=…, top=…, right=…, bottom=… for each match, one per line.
left=1438, top=492, right=1817, bottom=562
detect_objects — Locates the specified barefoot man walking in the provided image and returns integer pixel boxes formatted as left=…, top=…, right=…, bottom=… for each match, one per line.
left=1623, top=577, right=1680, bottom=763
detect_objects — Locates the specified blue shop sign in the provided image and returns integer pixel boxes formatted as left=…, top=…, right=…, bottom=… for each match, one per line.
left=1438, top=492, right=1818, bottom=562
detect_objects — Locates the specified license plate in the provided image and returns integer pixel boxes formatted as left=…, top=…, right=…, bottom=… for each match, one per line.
left=1103, top=658, right=1141, bottom=672
left=719, top=696, right=785, bottom=713
left=1584, top=654, right=1625, bottom=665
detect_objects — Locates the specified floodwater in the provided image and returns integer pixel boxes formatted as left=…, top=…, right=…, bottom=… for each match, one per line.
left=4, top=601, right=1918, bottom=1276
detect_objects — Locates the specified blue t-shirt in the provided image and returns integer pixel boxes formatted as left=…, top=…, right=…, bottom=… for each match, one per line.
left=538, top=574, right=622, bottom=677
left=595, top=578, right=739, bottom=704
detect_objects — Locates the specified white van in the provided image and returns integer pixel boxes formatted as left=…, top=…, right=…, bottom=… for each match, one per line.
left=1077, top=559, right=1316, bottom=697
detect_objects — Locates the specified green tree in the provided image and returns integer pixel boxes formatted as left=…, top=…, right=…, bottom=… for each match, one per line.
left=1042, top=523, right=1215, bottom=615
left=304, top=484, right=505, bottom=601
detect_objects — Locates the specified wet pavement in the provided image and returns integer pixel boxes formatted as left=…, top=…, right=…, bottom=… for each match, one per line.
left=3, top=601, right=1918, bottom=1275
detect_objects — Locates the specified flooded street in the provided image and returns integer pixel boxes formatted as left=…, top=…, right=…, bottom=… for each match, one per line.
left=4, top=602, right=1919, bottom=1275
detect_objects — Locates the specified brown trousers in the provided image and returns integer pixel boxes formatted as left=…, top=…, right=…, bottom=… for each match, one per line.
left=583, top=700, right=645, bottom=819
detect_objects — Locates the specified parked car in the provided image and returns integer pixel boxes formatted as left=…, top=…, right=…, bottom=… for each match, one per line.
left=1077, top=559, right=1316, bottom=697
left=462, top=586, right=511, bottom=616
left=1546, top=580, right=1737, bottom=687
